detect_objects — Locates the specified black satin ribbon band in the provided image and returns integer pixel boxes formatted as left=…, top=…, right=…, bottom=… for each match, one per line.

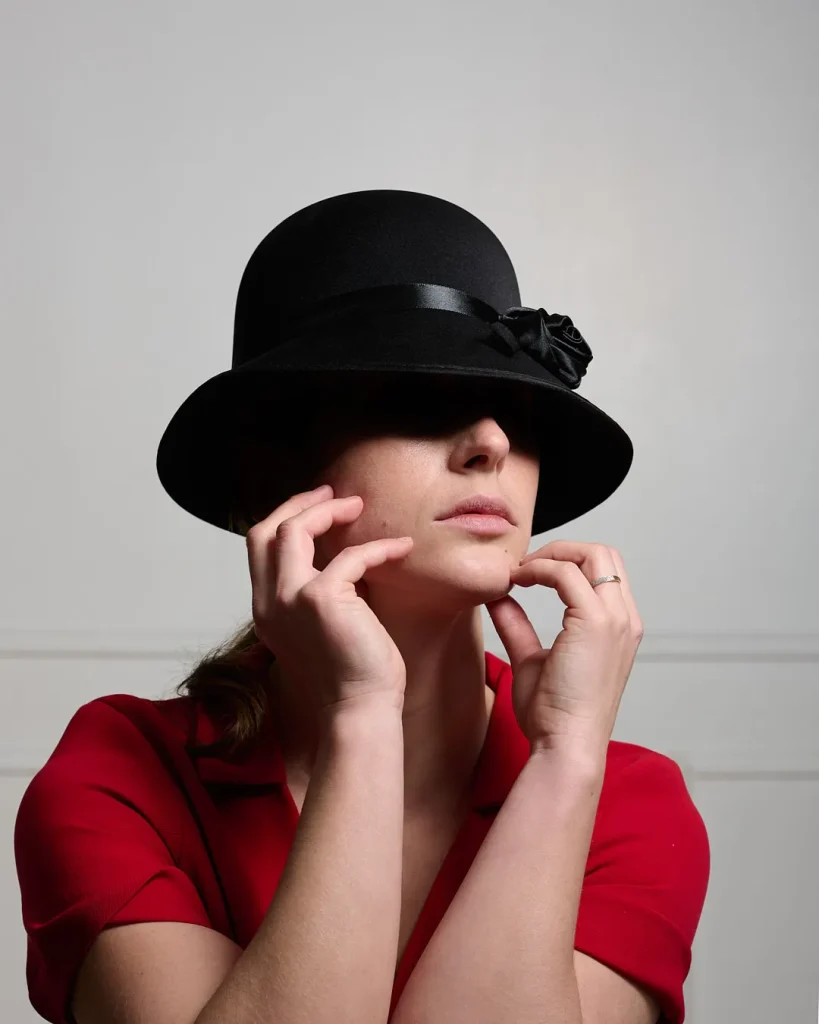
left=274, top=282, right=593, bottom=390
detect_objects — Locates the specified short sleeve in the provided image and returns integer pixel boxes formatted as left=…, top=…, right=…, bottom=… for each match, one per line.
left=574, top=748, right=710, bottom=1024
left=14, top=700, right=213, bottom=1024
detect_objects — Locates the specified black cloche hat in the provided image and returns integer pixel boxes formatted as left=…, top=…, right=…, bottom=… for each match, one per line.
left=156, top=189, right=633, bottom=537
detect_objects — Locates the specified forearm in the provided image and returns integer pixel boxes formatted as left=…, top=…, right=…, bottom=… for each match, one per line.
left=391, top=747, right=605, bottom=1024
left=197, top=704, right=404, bottom=1024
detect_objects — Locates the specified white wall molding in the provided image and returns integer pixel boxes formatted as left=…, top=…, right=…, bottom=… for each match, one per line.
left=1, top=629, right=818, bottom=661
left=2, top=756, right=817, bottom=783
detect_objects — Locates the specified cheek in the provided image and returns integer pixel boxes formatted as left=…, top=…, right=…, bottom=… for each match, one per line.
left=315, top=487, right=397, bottom=562
left=331, top=454, right=419, bottom=526
left=316, top=516, right=394, bottom=575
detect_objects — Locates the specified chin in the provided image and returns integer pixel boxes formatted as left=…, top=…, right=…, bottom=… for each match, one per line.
left=368, top=545, right=517, bottom=608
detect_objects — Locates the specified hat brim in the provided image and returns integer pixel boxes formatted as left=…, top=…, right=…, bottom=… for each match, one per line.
left=156, top=308, right=633, bottom=537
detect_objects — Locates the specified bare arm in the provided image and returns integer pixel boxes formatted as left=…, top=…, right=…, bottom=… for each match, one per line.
left=390, top=749, right=596, bottom=1024
left=391, top=750, right=660, bottom=1024
left=73, top=703, right=405, bottom=1024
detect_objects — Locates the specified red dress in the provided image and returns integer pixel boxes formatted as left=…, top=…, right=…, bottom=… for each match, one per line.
left=15, top=650, right=710, bottom=1023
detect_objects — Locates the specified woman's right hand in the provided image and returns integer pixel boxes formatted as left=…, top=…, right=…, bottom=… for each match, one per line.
left=246, top=483, right=414, bottom=716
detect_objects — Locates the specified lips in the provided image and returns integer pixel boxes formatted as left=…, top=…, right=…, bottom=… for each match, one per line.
left=436, top=494, right=516, bottom=525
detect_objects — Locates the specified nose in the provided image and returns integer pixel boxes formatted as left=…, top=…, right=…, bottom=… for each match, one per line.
left=452, top=416, right=511, bottom=471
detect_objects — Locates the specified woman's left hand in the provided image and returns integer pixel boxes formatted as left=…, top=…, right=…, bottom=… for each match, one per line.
left=486, top=541, right=643, bottom=760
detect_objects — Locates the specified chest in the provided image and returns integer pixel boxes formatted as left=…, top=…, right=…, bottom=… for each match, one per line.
left=397, top=814, right=466, bottom=968
left=286, top=776, right=466, bottom=972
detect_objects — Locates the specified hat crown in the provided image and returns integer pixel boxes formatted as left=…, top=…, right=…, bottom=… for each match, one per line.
left=232, top=189, right=521, bottom=367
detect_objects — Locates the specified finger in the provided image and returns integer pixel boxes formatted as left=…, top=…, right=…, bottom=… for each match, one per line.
left=255, top=482, right=335, bottom=536
left=509, top=557, right=602, bottom=616
left=486, top=595, right=542, bottom=671
left=318, top=535, right=414, bottom=588
left=246, top=483, right=334, bottom=557
left=273, top=496, right=368, bottom=599
left=516, top=540, right=626, bottom=614
left=255, top=495, right=364, bottom=602
left=520, top=540, right=615, bottom=576
left=246, top=484, right=334, bottom=599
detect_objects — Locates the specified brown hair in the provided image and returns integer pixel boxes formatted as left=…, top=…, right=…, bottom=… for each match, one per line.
left=174, top=619, right=272, bottom=757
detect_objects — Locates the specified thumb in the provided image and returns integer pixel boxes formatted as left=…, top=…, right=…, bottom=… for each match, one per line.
left=486, top=595, right=543, bottom=671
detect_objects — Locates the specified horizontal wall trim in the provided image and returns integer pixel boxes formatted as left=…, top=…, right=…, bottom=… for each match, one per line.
left=693, top=770, right=819, bottom=783
left=0, top=629, right=818, bottom=661
left=1, top=756, right=816, bottom=782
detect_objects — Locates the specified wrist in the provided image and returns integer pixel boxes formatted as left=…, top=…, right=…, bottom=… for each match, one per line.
left=319, top=693, right=404, bottom=741
left=528, top=738, right=608, bottom=783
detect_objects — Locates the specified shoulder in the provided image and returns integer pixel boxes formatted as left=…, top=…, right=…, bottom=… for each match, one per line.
left=602, top=740, right=696, bottom=801
left=601, top=739, right=706, bottom=824
left=577, top=742, right=710, bottom=1023
left=14, top=695, right=217, bottom=1024
left=69, top=691, right=194, bottom=741
left=603, top=739, right=699, bottom=794
left=15, top=693, right=196, bottom=839
left=593, top=740, right=711, bottom=882
left=605, top=738, right=682, bottom=775
left=14, top=693, right=208, bottom=922
left=27, top=692, right=192, bottom=772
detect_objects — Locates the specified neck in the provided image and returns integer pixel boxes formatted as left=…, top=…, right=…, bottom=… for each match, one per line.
left=265, top=602, right=495, bottom=821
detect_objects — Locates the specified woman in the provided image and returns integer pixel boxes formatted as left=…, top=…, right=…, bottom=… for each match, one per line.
left=15, top=189, right=710, bottom=1024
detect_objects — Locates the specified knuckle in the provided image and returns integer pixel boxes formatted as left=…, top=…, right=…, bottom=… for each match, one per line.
left=612, top=612, right=631, bottom=633
left=250, top=599, right=269, bottom=627
left=591, top=608, right=629, bottom=632
left=275, top=518, right=298, bottom=539
left=298, top=581, right=325, bottom=606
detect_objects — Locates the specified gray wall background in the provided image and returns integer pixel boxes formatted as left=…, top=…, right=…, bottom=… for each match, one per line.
left=2, top=1, right=818, bottom=1021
